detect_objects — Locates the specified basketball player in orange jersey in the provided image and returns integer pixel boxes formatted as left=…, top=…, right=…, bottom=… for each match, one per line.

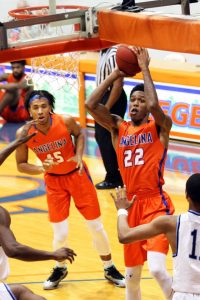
left=86, top=46, right=175, bottom=300
left=0, top=60, right=32, bottom=122
left=0, top=120, right=76, bottom=300
left=15, top=90, right=125, bottom=290
left=112, top=182, right=200, bottom=300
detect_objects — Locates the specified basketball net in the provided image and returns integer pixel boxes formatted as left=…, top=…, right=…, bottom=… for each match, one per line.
left=26, top=52, right=80, bottom=92
left=8, top=5, right=82, bottom=93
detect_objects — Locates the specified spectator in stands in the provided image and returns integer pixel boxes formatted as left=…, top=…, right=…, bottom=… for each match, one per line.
left=0, top=60, right=33, bottom=122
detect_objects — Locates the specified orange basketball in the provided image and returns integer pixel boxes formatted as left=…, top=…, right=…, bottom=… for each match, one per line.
left=116, top=45, right=141, bottom=76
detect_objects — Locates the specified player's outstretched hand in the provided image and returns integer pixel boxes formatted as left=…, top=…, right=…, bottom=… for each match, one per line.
left=17, top=120, right=38, bottom=144
left=111, top=185, right=136, bottom=210
left=53, top=247, right=77, bottom=263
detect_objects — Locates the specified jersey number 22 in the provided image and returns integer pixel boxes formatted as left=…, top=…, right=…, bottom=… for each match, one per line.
left=124, top=148, right=144, bottom=167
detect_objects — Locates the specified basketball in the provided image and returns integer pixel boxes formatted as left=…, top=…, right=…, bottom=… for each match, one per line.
left=116, top=45, right=141, bottom=76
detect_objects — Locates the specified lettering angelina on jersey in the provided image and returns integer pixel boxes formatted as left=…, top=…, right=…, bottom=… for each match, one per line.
left=119, top=132, right=153, bottom=146
left=33, top=138, right=67, bottom=154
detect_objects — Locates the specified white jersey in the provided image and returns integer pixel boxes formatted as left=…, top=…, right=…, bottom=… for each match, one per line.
left=173, top=292, right=200, bottom=300
left=172, top=210, right=200, bottom=294
left=0, top=282, right=16, bottom=300
left=96, top=46, right=117, bottom=87
left=0, top=246, right=10, bottom=280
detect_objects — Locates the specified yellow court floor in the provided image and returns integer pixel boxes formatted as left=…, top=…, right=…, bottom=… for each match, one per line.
left=0, top=127, right=199, bottom=300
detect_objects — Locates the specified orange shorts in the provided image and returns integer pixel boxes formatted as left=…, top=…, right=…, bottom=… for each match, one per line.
left=124, top=190, right=175, bottom=267
left=0, top=91, right=29, bottom=122
left=44, top=164, right=101, bottom=223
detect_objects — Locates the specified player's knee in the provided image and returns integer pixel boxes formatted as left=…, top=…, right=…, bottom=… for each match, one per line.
left=149, top=265, right=164, bottom=279
left=125, top=272, right=140, bottom=290
left=125, top=266, right=142, bottom=291
left=53, top=232, right=67, bottom=243
left=86, top=217, right=104, bottom=234
left=148, top=251, right=168, bottom=280
left=86, top=217, right=110, bottom=255
left=52, top=219, right=68, bottom=243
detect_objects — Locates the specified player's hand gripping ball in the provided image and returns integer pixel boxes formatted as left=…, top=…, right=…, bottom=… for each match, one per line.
left=116, top=45, right=141, bottom=76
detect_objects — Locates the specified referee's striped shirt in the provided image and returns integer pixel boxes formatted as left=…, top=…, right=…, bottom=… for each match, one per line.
left=96, top=46, right=118, bottom=87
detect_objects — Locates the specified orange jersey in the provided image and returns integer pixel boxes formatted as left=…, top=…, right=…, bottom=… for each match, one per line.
left=0, top=73, right=29, bottom=122
left=7, top=73, right=27, bottom=98
left=116, top=120, right=167, bottom=195
left=27, top=114, right=78, bottom=174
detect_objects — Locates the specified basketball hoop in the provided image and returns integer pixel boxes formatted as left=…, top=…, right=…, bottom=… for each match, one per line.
left=8, top=5, right=89, bottom=92
left=8, top=5, right=89, bottom=20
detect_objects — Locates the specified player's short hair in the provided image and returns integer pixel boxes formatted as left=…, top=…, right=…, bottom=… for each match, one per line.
left=130, top=83, right=144, bottom=98
left=186, top=173, right=200, bottom=204
left=10, top=60, right=26, bottom=66
left=25, top=90, right=55, bottom=111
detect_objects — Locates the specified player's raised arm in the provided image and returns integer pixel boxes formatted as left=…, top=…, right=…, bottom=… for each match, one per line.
left=85, top=69, right=123, bottom=132
left=132, top=47, right=172, bottom=132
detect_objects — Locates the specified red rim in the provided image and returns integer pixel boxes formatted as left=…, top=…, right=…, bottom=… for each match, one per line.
left=8, top=5, right=89, bottom=19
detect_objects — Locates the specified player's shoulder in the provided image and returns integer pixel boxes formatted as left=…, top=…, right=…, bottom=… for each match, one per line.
left=59, top=114, right=75, bottom=124
left=52, top=113, right=68, bottom=123
left=148, top=119, right=156, bottom=127
left=117, top=118, right=130, bottom=129
left=58, top=114, right=79, bottom=131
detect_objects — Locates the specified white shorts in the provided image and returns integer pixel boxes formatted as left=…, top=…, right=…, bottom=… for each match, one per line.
left=0, top=283, right=16, bottom=300
left=173, top=292, right=200, bottom=300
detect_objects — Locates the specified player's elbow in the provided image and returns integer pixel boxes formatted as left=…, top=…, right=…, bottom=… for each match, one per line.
left=17, top=163, right=25, bottom=173
left=118, top=233, right=130, bottom=244
left=85, top=98, right=97, bottom=112
left=4, top=244, right=20, bottom=258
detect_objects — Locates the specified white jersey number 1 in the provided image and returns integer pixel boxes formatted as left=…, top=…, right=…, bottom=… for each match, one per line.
left=189, top=229, right=199, bottom=260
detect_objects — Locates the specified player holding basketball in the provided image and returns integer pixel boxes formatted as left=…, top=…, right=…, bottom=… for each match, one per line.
left=86, top=46, right=175, bottom=300
left=0, top=120, right=76, bottom=300
left=15, top=90, right=125, bottom=290
left=0, top=60, right=32, bottom=122
left=112, top=177, right=200, bottom=300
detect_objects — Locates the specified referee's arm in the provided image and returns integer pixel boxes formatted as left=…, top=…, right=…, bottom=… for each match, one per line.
left=86, top=70, right=123, bottom=132
left=105, top=76, right=124, bottom=110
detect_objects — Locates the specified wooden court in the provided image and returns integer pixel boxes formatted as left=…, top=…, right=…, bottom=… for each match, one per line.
left=0, top=126, right=199, bottom=300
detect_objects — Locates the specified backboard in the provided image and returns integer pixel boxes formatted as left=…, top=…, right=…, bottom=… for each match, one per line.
left=0, top=0, right=200, bottom=63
